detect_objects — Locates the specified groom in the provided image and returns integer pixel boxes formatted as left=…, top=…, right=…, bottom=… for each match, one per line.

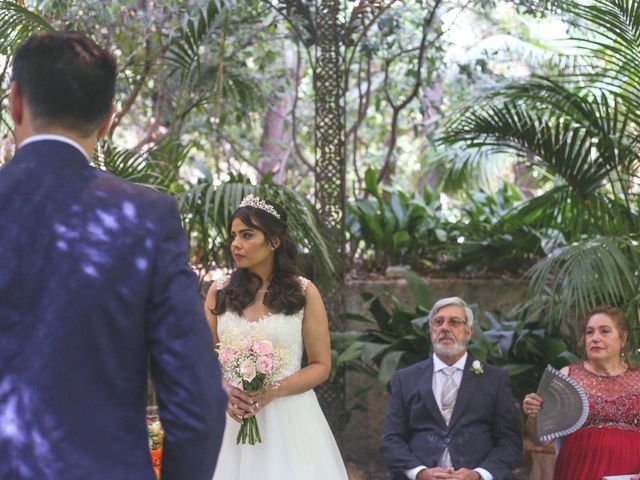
left=0, top=32, right=226, bottom=479
left=381, top=297, right=522, bottom=480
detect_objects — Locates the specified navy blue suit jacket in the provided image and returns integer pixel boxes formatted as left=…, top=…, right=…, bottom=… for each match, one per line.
left=381, top=355, right=522, bottom=480
left=0, top=140, right=227, bottom=479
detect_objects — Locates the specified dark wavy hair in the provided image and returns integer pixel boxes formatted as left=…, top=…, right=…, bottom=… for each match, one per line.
left=578, top=305, right=632, bottom=362
left=213, top=199, right=305, bottom=316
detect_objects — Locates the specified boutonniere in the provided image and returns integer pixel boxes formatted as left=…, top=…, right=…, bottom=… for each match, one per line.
left=471, top=360, right=484, bottom=375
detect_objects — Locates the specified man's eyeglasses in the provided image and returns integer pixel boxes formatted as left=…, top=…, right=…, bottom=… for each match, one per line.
left=431, top=317, right=467, bottom=328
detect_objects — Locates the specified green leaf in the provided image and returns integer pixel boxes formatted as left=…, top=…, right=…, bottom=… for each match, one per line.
left=378, top=351, right=404, bottom=386
left=363, top=292, right=391, bottom=330
left=392, top=230, right=411, bottom=249
left=435, top=228, right=447, bottom=242
left=0, top=2, right=54, bottom=55
left=501, top=364, right=535, bottom=376
left=361, top=342, right=390, bottom=363
left=344, top=313, right=376, bottom=324
left=337, top=342, right=364, bottom=364
left=399, top=270, right=434, bottom=310
left=364, top=168, right=381, bottom=199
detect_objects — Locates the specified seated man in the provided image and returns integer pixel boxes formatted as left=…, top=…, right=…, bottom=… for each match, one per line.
left=381, top=297, right=522, bottom=480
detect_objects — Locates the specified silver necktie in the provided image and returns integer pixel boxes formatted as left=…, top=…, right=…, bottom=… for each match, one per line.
left=441, top=366, right=458, bottom=424
left=438, top=366, right=458, bottom=468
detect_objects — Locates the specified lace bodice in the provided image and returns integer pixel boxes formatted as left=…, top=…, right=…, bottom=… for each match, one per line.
left=214, top=276, right=310, bottom=379
left=568, top=361, right=640, bottom=432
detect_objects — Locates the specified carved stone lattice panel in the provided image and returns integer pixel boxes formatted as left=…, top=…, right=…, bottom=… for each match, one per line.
left=314, top=0, right=346, bottom=324
left=314, top=0, right=346, bottom=431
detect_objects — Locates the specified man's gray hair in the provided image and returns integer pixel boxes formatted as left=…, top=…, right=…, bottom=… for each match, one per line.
left=428, top=296, right=474, bottom=327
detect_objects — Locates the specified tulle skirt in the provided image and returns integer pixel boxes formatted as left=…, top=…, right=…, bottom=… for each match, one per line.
left=554, top=427, right=640, bottom=480
left=212, top=389, right=348, bottom=480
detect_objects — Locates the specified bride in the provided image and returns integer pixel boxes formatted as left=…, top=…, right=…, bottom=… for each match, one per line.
left=205, top=194, right=348, bottom=479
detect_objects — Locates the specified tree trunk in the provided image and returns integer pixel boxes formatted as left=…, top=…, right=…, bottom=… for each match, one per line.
left=419, top=79, right=443, bottom=191
left=258, top=45, right=297, bottom=183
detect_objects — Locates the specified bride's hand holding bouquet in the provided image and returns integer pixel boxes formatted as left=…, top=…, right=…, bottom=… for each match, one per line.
left=247, top=383, right=280, bottom=413
left=223, top=379, right=255, bottom=424
left=217, top=336, right=287, bottom=445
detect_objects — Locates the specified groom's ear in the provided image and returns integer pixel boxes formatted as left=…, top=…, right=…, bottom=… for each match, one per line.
left=9, top=83, right=24, bottom=125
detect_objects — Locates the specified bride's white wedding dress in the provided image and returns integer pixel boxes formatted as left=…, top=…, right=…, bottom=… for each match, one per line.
left=212, top=277, right=348, bottom=480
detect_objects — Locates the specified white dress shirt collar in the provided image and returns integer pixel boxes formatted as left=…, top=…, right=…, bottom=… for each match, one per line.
left=18, top=134, right=90, bottom=162
left=433, top=352, right=468, bottom=372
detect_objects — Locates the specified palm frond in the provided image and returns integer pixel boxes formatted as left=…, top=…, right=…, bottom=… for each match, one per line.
left=442, top=98, right=606, bottom=194
left=569, top=1, right=640, bottom=63
left=163, top=0, right=263, bottom=124
left=165, top=0, right=227, bottom=75
left=177, top=178, right=336, bottom=289
left=498, top=185, right=637, bottom=241
left=528, top=235, right=640, bottom=323
left=94, top=137, right=190, bottom=191
left=564, top=0, right=640, bottom=110
left=425, top=148, right=515, bottom=195
left=0, top=1, right=54, bottom=55
left=184, top=65, right=264, bottom=123
left=462, top=33, right=578, bottom=74
left=442, top=78, right=640, bottom=197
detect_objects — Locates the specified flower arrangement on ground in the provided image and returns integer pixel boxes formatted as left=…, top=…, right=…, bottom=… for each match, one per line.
left=146, top=406, right=163, bottom=478
left=217, top=335, right=287, bottom=445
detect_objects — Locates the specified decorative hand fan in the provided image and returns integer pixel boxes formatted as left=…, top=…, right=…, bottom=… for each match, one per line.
left=535, top=365, right=589, bottom=443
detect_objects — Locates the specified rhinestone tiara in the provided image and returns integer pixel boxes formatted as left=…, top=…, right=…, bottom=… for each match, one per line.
left=239, top=194, right=281, bottom=219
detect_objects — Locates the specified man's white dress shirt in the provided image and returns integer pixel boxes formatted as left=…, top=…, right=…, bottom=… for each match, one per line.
left=19, top=134, right=90, bottom=161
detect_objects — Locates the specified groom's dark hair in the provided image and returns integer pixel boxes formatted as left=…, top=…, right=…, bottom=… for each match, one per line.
left=12, top=31, right=117, bottom=137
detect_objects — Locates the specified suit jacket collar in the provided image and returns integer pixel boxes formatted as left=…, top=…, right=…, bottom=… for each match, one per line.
left=417, top=358, right=447, bottom=429
left=449, top=354, right=480, bottom=428
left=12, top=139, right=92, bottom=173
left=19, top=134, right=90, bottom=162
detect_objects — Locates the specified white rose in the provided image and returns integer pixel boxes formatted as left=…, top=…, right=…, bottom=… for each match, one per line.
left=471, top=360, right=484, bottom=374
left=240, top=360, right=257, bottom=382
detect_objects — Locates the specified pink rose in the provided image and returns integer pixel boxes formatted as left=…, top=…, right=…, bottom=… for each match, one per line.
left=256, top=355, right=273, bottom=375
left=253, top=340, right=273, bottom=356
left=218, top=348, right=236, bottom=365
left=240, top=360, right=256, bottom=382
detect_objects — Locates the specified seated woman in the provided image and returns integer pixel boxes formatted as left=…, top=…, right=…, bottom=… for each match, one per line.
left=523, top=306, right=640, bottom=480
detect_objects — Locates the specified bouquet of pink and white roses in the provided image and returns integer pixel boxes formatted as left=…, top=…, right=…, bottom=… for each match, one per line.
left=217, top=336, right=287, bottom=445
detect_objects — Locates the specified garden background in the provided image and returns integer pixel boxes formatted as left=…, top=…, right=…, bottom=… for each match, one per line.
left=1, top=0, right=639, bottom=477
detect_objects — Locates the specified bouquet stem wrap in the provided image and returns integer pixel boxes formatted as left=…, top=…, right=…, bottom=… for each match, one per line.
left=237, top=413, right=262, bottom=445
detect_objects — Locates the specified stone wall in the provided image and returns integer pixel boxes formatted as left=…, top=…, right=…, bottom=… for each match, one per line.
left=344, top=277, right=529, bottom=320
left=338, top=277, right=529, bottom=476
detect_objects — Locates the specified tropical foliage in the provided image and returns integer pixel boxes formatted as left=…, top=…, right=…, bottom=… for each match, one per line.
left=440, top=0, right=640, bottom=345
left=347, top=169, right=544, bottom=274
left=331, top=270, right=434, bottom=387
left=0, top=0, right=337, bottom=283
left=3, top=0, right=638, bottom=352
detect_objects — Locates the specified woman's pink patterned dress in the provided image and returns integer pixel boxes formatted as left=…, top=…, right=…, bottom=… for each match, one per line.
left=553, top=361, right=640, bottom=480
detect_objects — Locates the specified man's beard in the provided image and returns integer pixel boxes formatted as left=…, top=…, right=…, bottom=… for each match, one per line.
left=433, top=332, right=469, bottom=357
